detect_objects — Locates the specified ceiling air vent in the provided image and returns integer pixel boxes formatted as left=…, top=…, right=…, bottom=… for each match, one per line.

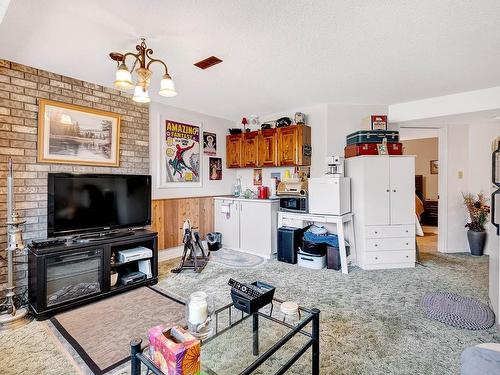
left=194, top=56, right=223, bottom=70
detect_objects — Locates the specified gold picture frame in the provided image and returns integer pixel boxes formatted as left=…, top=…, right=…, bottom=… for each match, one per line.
left=38, top=99, right=121, bottom=167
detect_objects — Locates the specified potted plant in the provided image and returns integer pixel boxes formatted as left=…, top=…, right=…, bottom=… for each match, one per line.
left=463, top=192, right=490, bottom=256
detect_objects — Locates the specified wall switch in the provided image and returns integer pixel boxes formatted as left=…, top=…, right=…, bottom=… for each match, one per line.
left=458, top=171, right=464, bottom=179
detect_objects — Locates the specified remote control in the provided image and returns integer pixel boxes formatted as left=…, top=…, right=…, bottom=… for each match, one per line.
left=228, top=278, right=264, bottom=299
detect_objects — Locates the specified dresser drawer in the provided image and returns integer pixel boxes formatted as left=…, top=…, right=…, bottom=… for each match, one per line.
left=365, top=225, right=414, bottom=239
left=366, top=237, right=415, bottom=251
left=365, top=250, right=415, bottom=265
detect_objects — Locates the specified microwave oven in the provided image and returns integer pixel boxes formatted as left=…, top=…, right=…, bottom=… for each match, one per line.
left=279, top=196, right=308, bottom=213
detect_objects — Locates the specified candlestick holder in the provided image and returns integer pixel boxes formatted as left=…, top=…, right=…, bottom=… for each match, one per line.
left=185, top=291, right=213, bottom=339
left=0, top=158, right=32, bottom=330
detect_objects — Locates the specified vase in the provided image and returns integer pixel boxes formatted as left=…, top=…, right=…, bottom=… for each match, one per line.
left=467, top=229, right=487, bottom=256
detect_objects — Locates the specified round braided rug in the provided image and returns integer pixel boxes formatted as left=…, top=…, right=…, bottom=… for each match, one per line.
left=420, top=291, right=495, bottom=330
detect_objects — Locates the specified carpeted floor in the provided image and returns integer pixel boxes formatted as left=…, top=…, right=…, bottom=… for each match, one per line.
left=159, top=251, right=500, bottom=375
left=1, top=250, right=499, bottom=374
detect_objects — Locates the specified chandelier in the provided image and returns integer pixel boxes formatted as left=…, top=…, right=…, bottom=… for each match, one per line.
left=109, top=38, right=176, bottom=103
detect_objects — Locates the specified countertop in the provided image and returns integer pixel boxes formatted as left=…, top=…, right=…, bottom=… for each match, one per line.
left=213, top=195, right=280, bottom=202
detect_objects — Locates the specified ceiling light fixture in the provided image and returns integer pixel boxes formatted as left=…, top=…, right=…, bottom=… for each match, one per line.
left=109, top=38, right=176, bottom=103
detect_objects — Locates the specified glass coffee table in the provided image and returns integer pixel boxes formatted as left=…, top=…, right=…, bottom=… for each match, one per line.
left=130, top=297, right=320, bottom=375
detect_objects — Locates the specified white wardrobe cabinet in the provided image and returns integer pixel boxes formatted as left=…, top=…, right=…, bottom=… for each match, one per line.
left=214, top=197, right=279, bottom=258
left=346, top=155, right=416, bottom=270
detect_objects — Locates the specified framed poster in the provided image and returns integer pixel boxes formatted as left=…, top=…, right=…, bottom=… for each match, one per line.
left=430, top=160, right=439, bottom=174
left=253, top=168, right=263, bottom=185
left=203, top=132, right=217, bottom=155
left=38, top=99, right=120, bottom=166
left=209, top=157, right=222, bottom=180
left=161, top=119, right=201, bottom=187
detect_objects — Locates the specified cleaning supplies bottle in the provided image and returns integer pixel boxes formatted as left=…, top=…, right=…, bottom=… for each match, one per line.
left=233, top=177, right=242, bottom=197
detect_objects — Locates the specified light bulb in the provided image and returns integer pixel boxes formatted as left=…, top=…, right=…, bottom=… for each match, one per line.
left=158, top=74, right=177, bottom=97
left=132, top=86, right=151, bottom=103
left=114, top=63, right=134, bottom=90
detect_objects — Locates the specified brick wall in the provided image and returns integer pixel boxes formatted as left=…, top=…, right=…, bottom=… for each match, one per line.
left=0, top=60, right=150, bottom=299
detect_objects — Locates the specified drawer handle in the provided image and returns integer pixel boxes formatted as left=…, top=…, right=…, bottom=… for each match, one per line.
left=386, top=189, right=390, bottom=193
left=406, top=255, right=409, bottom=258
left=405, top=230, right=409, bottom=233
left=406, top=243, right=409, bottom=246
left=393, top=189, right=397, bottom=192
left=374, top=231, right=378, bottom=234
left=374, top=244, right=378, bottom=247
left=375, top=257, right=378, bottom=260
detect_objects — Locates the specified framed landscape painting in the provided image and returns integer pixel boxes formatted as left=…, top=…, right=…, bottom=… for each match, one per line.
left=38, top=99, right=121, bottom=166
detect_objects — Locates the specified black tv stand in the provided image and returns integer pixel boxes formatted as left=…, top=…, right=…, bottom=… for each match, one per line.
left=28, top=229, right=158, bottom=320
left=72, top=229, right=136, bottom=243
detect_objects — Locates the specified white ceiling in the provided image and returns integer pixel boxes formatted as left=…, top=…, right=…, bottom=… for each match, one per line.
left=1, top=0, right=500, bottom=120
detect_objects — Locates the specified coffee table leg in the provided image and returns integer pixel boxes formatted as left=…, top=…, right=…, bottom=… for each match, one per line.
left=130, top=338, right=142, bottom=375
left=253, top=313, right=259, bottom=356
left=312, top=309, right=320, bottom=375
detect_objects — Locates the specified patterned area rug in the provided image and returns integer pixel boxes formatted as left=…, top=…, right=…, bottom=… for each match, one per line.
left=50, top=287, right=185, bottom=374
left=210, top=248, right=265, bottom=268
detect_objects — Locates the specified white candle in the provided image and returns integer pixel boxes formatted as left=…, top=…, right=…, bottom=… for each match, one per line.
left=188, top=291, right=208, bottom=325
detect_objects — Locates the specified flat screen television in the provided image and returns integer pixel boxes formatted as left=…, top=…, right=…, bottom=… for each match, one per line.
left=48, top=173, right=152, bottom=237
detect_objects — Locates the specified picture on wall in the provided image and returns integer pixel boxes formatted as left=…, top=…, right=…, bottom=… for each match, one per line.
left=203, top=131, right=217, bottom=155
left=209, top=157, right=222, bottom=180
left=430, top=160, right=439, bottom=174
left=38, top=99, right=120, bottom=166
left=164, top=119, right=201, bottom=184
left=253, top=168, right=263, bottom=185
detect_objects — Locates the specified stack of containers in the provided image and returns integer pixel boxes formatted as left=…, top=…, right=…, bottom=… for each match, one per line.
left=344, top=129, right=402, bottom=158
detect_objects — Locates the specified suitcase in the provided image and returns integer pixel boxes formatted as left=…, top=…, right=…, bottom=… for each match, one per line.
left=344, top=142, right=403, bottom=158
left=346, top=130, right=399, bottom=145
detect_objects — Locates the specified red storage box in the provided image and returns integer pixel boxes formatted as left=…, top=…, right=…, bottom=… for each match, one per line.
left=344, top=142, right=403, bottom=158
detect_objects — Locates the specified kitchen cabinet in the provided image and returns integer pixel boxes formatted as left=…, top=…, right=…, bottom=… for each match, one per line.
left=346, top=155, right=416, bottom=270
left=243, top=131, right=259, bottom=167
left=277, top=125, right=311, bottom=166
left=214, top=197, right=279, bottom=258
left=226, top=125, right=311, bottom=168
left=226, top=134, right=243, bottom=168
left=258, top=129, right=278, bottom=166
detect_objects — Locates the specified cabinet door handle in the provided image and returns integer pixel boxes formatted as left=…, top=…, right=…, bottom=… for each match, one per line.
left=405, top=255, right=409, bottom=258
left=386, top=189, right=390, bottom=192
left=375, top=257, right=378, bottom=260
left=374, top=244, right=378, bottom=247
left=393, top=189, right=397, bottom=192
left=406, top=243, right=409, bottom=246
left=405, top=230, right=409, bottom=233
left=374, top=231, right=378, bottom=234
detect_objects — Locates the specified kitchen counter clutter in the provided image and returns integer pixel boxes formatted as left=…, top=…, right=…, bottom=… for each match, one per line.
left=214, top=196, right=279, bottom=258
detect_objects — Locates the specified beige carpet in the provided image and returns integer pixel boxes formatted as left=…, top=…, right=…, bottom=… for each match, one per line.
left=51, top=287, right=185, bottom=374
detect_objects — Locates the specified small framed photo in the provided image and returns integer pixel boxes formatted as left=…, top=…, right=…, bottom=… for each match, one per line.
left=253, top=168, right=263, bottom=185
left=430, top=160, right=439, bottom=174
left=38, top=99, right=121, bottom=166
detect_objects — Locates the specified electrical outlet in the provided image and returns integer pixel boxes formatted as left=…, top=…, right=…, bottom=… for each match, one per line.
left=458, top=171, right=464, bottom=179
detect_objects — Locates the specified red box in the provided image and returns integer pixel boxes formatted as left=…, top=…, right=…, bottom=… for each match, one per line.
left=344, top=142, right=403, bottom=158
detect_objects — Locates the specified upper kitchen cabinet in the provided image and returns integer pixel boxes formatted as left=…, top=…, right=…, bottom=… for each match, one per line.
left=258, top=128, right=278, bottom=167
left=277, top=125, right=311, bottom=166
left=226, top=134, right=243, bottom=168
left=243, top=131, right=259, bottom=167
left=226, top=125, right=311, bottom=169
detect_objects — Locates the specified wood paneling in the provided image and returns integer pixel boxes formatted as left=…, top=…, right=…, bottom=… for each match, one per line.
left=152, top=197, right=216, bottom=250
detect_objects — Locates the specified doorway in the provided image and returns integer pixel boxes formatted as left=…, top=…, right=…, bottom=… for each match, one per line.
left=399, top=127, right=440, bottom=254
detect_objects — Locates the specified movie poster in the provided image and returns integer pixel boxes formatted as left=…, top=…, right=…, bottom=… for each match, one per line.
left=164, top=120, right=200, bottom=183
left=209, top=157, right=222, bottom=180
left=203, top=132, right=217, bottom=155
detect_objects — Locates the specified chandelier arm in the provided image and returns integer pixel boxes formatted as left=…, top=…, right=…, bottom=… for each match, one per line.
left=121, top=52, right=141, bottom=72
left=146, top=58, right=169, bottom=75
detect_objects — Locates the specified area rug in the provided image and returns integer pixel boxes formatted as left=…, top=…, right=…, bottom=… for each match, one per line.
left=210, top=248, right=265, bottom=268
left=420, top=291, right=495, bottom=330
left=50, top=287, right=185, bottom=375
